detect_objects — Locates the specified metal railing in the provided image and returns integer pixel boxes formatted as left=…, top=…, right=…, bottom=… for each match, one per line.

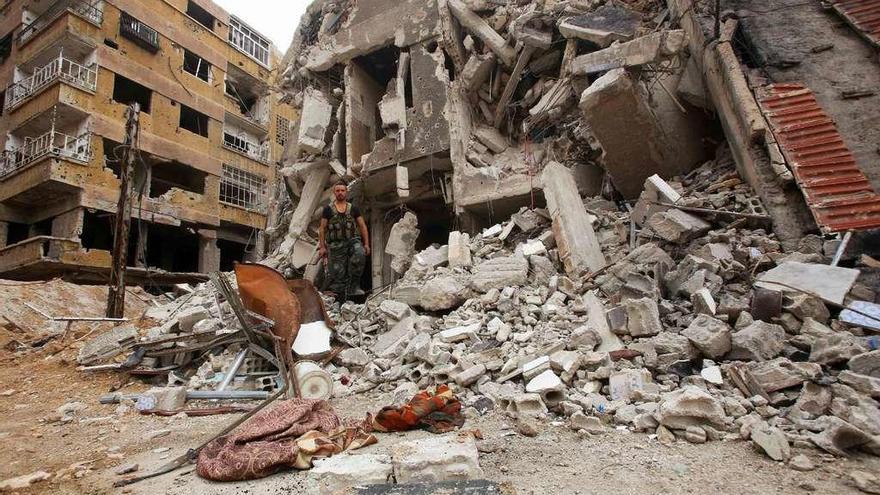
left=120, top=11, right=160, bottom=52
left=18, top=0, right=103, bottom=44
left=5, top=55, right=97, bottom=111
left=220, top=164, right=268, bottom=213
left=228, top=18, right=270, bottom=66
left=1, top=131, right=92, bottom=178
left=223, top=130, right=270, bottom=164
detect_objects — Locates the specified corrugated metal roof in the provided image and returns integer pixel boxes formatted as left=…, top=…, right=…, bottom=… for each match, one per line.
left=832, top=0, right=880, bottom=47
left=757, top=83, right=880, bottom=234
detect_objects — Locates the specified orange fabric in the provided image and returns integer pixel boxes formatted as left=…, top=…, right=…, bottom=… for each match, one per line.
left=372, top=385, right=465, bottom=434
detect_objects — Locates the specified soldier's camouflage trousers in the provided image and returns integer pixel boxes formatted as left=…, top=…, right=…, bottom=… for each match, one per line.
left=326, top=239, right=366, bottom=297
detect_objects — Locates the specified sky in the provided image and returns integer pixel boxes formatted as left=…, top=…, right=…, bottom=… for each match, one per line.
left=213, top=0, right=311, bottom=52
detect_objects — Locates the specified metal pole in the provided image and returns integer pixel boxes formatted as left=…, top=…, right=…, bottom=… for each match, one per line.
left=830, top=231, right=853, bottom=266
left=216, top=349, right=249, bottom=391
left=106, top=103, right=140, bottom=318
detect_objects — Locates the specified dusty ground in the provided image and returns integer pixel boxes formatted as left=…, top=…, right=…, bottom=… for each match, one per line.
left=0, top=281, right=878, bottom=494
left=0, top=353, right=878, bottom=495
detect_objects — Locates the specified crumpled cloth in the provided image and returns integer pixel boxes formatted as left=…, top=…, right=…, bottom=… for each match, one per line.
left=372, top=384, right=464, bottom=434
left=197, top=399, right=376, bottom=481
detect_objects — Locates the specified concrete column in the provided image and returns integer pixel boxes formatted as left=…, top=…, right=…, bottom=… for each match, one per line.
left=198, top=229, right=221, bottom=273
left=279, top=163, right=331, bottom=254
left=369, top=208, right=386, bottom=290
left=542, top=161, right=607, bottom=275
left=0, top=221, right=8, bottom=248
left=51, top=208, right=84, bottom=240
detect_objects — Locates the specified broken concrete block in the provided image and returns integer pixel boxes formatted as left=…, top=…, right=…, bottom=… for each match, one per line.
left=756, top=261, right=860, bottom=305
left=752, top=424, right=791, bottom=461
left=784, top=293, right=830, bottom=323
left=455, top=364, right=487, bottom=387
left=793, top=382, right=832, bottom=417
left=448, top=231, right=473, bottom=268
left=691, top=288, right=717, bottom=316
left=144, top=386, right=186, bottom=411
left=525, top=370, right=566, bottom=407
left=439, top=323, right=480, bottom=343
left=0, top=471, right=52, bottom=491
left=298, top=88, right=333, bottom=154
left=609, top=368, right=653, bottom=402
left=810, top=417, right=880, bottom=457
left=419, top=276, right=467, bottom=311
left=461, top=52, right=496, bottom=93
left=415, top=245, right=449, bottom=269
left=78, top=325, right=139, bottom=365
left=470, top=256, right=528, bottom=292
left=391, top=434, right=484, bottom=483
left=309, top=454, right=393, bottom=495
left=748, top=358, right=821, bottom=393
left=646, top=210, right=711, bottom=244
left=839, top=371, right=880, bottom=399
left=378, top=300, right=411, bottom=323
left=729, top=321, right=786, bottom=361
left=583, top=291, right=624, bottom=352
left=504, top=393, right=547, bottom=419
left=178, top=307, right=210, bottom=333
left=373, top=318, right=417, bottom=359
left=810, top=334, right=868, bottom=365
left=293, top=321, right=333, bottom=358
left=337, top=348, right=370, bottom=368
left=541, top=161, right=607, bottom=275
left=522, top=356, right=552, bottom=381
left=473, top=125, right=508, bottom=153
left=521, top=240, right=546, bottom=257
left=558, top=4, right=642, bottom=47
left=447, top=0, right=516, bottom=66
left=488, top=317, right=511, bottom=342
left=849, top=350, right=880, bottom=378
left=681, top=315, right=731, bottom=359
left=385, top=212, right=420, bottom=274
left=656, top=386, right=726, bottom=429
left=571, top=30, right=687, bottom=74
left=632, top=174, right=683, bottom=226
left=570, top=412, right=607, bottom=434
left=624, top=297, right=663, bottom=337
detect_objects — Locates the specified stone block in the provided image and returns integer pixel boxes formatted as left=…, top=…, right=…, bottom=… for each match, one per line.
left=681, top=315, right=731, bottom=359
left=609, top=369, right=653, bottom=402
left=729, top=321, right=786, bottom=361
left=646, top=210, right=711, bottom=244
left=419, top=276, right=467, bottom=311
left=385, top=212, right=420, bottom=274
left=656, top=386, right=726, bottom=429
left=439, top=323, right=480, bottom=343
left=392, top=434, right=484, bottom=483
left=470, top=256, right=528, bottom=292
left=309, top=454, right=393, bottom=495
left=448, top=231, right=473, bottom=268
left=298, top=88, right=333, bottom=154
left=624, top=298, right=663, bottom=337
left=632, top=174, right=683, bottom=226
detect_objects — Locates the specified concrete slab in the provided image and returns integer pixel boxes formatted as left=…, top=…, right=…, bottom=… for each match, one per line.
left=755, top=261, right=859, bottom=305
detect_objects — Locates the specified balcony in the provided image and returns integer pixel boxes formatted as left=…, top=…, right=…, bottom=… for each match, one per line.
left=228, top=17, right=270, bottom=67
left=5, top=55, right=97, bottom=112
left=1, top=130, right=92, bottom=179
left=223, top=129, right=270, bottom=164
left=18, top=0, right=103, bottom=45
left=120, top=12, right=160, bottom=53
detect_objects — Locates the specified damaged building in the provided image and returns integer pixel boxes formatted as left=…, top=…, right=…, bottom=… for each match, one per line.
left=270, top=0, right=880, bottom=292
left=0, top=0, right=298, bottom=283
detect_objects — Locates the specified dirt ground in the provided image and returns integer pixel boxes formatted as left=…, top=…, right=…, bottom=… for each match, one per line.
left=1, top=349, right=879, bottom=495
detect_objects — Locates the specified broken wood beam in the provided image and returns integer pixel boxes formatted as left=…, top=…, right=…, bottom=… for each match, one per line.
left=493, top=45, right=536, bottom=128
left=448, top=0, right=516, bottom=67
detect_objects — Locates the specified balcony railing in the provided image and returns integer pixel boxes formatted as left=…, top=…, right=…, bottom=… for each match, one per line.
left=1, top=131, right=92, bottom=179
left=228, top=18, right=270, bottom=67
left=18, top=0, right=104, bottom=44
left=223, top=131, right=270, bottom=164
left=120, top=12, right=160, bottom=52
left=5, top=56, right=97, bottom=112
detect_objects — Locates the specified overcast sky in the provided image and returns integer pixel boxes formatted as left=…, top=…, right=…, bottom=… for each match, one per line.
left=213, top=0, right=311, bottom=52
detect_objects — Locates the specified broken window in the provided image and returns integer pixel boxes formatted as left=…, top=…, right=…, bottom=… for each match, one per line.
left=0, top=32, right=12, bottom=65
left=218, top=238, right=249, bottom=271
left=81, top=211, right=113, bottom=251
left=220, top=164, right=267, bottom=212
left=119, top=12, right=160, bottom=53
left=104, top=38, right=119, bottom=49
left=5, top=222, right=29, bottom=246
left=150, top=161, right=207, bottom=197
left=183, top=49, right=211, bottom=82
left=186, top=1, right=215, bottom=31
left=112, top=73, right=152, bottom=113
left=276, top=116, right=290, bottom=146
left=228, top=16, right=270, bottom=66
left=179, top=104, right=209, bottom=137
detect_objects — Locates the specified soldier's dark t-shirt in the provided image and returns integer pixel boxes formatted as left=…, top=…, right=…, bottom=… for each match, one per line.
left=322, top=204, right=362, bottom=220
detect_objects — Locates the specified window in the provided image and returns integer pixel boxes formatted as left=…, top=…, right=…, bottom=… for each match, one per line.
left=150, top=161, right=207, bottom=197
left=104, top=38, right=119, bottom=49
left=186, top=1, right=215, bottom=31
left=120, top=12, right=160, bottom=52
left=220, top=164, right=267, bottom=212
left=228, top=17, right=270, bottom=66
left=0, top=32, right=12, bottom=65
left=276, top=116, right=290, bottom=146
left=183, top=49, right=211, bottom=82
left=112, top=74, right=152, bottom=113
left=179, top=104, right=209, bottom=137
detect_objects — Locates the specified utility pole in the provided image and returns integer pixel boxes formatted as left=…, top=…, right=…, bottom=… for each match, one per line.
left=107, top=103, right=140, bottom=318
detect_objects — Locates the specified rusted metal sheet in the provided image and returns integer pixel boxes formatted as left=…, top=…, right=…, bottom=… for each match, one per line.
left=831, top=0, right=880, bottom=47
left=757, top=83, right=880, bottom=233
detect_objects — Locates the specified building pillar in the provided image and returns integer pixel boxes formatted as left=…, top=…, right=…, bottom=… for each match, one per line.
left=369, top=208, right=387, bottom=290
left=198, top=229, right=221, bottom=273
left=51, top=208, right=84, bottom=240
left=0, top=221, right=8, bottom=248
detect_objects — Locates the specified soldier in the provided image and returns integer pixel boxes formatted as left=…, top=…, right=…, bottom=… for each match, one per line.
left=318, top=180, right=371, bottom=300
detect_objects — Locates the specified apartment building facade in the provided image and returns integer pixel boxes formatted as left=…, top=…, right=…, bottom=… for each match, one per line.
left=0, top=0, right=296, bottom=282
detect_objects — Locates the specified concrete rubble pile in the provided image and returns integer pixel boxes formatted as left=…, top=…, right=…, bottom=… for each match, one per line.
left=317, top=156, right=880, bottom=463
